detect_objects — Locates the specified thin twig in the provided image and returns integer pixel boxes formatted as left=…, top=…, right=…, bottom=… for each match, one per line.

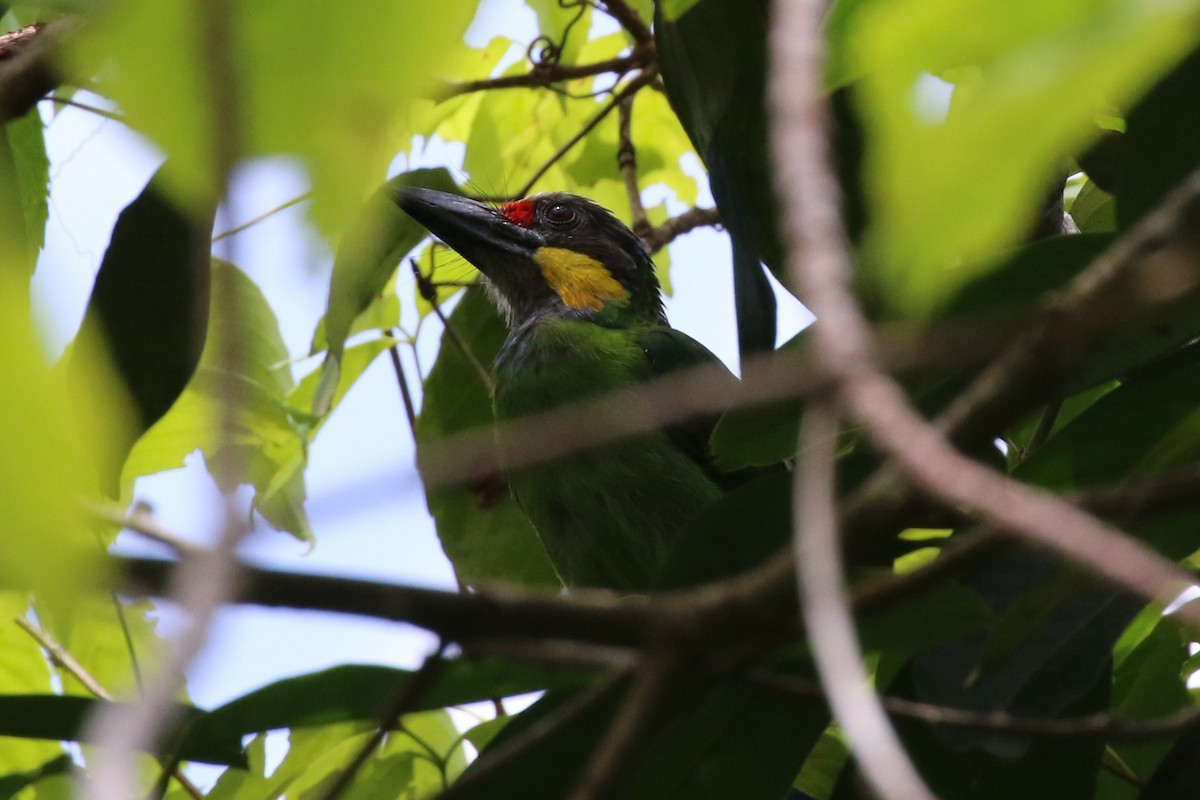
left=88, top=504, right=201, bottom=558
left=640, top=206, right=721, bottom=253
left=437, top=671, right=630, bottom=798
left=769, top=0, right=1200, bottom=629
left=81, top=3, right=248, bottom=797
left=212, top=192, right=313, bottom=242
left=43, top=95, right=126, bottom=123
left=411, top=258, right=494, bottom=394
left=319, top=642, right=450, bottom=800
left=749, top=671, right=1200, bottom=742
left=566, top=653, right=680, bottom=800
left=386, top=329, right=419, bottom=436
left=516, top=70, right=656, bottom=198
left=793, top=403, right=937, bottom=800
left=16, top=618, right=205, bottom=800
left=617, top=94, right=649, bottom=238
left=434, top=51, right=647, bottom=101
left=599, top=0, right=654, bottom=44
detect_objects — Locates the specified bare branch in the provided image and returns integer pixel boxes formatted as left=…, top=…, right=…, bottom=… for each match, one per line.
left=750, top=671, right=1200, bottom=742
left=844, top=166, right=1200, bottom=562
left=516, top=70, right=656, bottom=198
left=768, top=0, right=1200, bottom=629
left=794, top=403, right=938, bottom=800
left=0, top=21, right=66, bottom=124
left=434, top=51, right=647, bottom=101
left=567, top=653, right=680, bottom=800
left=617, top=94, right=649, bottom=238
left=319, top=643, right=449, bottom=800
left=640, top=207, right=721, bottom=253
left=599, top=0, right=654, bottom=44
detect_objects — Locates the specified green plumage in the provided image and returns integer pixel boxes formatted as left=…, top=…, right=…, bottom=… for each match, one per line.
left=394, top=187, right=733, bottom=589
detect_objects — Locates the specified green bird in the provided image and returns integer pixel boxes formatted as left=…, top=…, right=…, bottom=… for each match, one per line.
left=393, top=187, right=737, bottom=591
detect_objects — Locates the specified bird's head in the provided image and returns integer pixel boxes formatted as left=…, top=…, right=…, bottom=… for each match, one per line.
left=392, top=187, right=665, bottom=328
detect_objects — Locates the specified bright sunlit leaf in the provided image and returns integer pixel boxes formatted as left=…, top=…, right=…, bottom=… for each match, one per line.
left=854, top=0, right=1200, bottom=317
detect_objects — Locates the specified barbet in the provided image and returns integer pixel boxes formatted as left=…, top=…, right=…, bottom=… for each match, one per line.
left=394, top=188, right=737, bottom=591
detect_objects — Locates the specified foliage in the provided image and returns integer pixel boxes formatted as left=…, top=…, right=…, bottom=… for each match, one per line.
left=2, top=0, right=1200, bottom=798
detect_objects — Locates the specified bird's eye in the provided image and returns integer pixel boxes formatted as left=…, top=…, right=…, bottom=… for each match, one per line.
left=544, top=203, right=578, bottom=227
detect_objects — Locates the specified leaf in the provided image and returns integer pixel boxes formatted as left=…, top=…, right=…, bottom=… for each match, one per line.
left=67, top=1, right=477, bottom=234
left=0, top=696, right=242, bottom=766
left=71, top=171, right=214, bottom=495
left=414, top=288, right=559, bottom=588
left=1118, top=45, right=1200, bottom=229
left=1018, top=342, right=1200, bottom=491
left=0, top=755, right=72, bottom=800
left=447, top=673, right=826, bottom=800
left=313, top=168, right=460, bottom=418
left=0, top=272, right=109, bottom=601
left=123, top=260, right=312, bottom=541
left=197, top=660, right=595, bottom=740
left=1069, top=179, right=1116, bottom=234
left=853, top=0, right=1200, bottom=317
left=5, top=107, right=48, bottom=270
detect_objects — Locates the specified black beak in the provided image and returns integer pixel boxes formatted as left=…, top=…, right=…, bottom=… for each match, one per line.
left=390, top=186, right=542, bottom=275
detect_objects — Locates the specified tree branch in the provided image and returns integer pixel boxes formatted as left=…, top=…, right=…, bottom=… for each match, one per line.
left=640, top=206, right=721, bottom=253
left=0, top=21, right=65, bottom=124
left=433, top=50, right=648, bottom=101
left=768, top=0, right=1200, bottom=630
left=843, top=166, right=1200, bottom=562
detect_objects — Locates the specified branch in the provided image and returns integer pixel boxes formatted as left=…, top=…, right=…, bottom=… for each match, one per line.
left=617, top=94, right=649, bottom=238
left=599, top=0, right=654, bottom=45
left=319, top=643, right=449, bottom=800
left=433, top=50, right=647, bottom=101
left=640, top=206, right=721, bottom=253
left=0, top=21, right=65, bottom=124
left=516, top=70, right=656, bottom=197
left=566, top=653, right=680, bottom=800
left=768, top=0, right=1200, bottom=631
left=749, top=671, right=1200, bottom=742
left=843, top=165, right=1200, bottom=561
left=793, top=403, right=937, bottom=800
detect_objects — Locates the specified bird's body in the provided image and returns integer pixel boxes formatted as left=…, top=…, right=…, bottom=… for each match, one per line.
left=394, top=187, right=732, bottom=590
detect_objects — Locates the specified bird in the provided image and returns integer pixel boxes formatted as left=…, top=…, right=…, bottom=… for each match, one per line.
left=392, top=187, right=737, bottom=591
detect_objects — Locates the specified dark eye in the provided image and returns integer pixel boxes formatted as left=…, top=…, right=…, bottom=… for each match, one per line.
left=544, top=203, right=578, bottom=227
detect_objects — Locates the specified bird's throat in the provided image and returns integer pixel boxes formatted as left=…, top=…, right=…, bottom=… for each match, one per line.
left=533, top=247, right=628, bottom=313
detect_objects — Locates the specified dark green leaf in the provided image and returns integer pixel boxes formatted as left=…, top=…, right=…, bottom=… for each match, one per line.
left=1119, top=45, right=1200, bottom=229
left=0, top=695, right=243, bottom=766
left=198, top=659, right=595, bottom=739
left=71, top=171, right=214, bottom=495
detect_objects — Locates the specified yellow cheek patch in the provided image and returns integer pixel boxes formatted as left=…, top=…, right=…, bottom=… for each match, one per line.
left=533, top=247, right=628, bottom=312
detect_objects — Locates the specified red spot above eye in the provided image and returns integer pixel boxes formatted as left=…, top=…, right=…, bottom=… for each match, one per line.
left=501, top=199, right=535, bottom=228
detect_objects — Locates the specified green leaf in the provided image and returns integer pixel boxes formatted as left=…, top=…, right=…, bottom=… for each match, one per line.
left=1119, top=46, right=1200, bottom=229
left=198, top=660, right=594, bottom=740
left=0, top=755, right=72, bottom=800
left=854, top=0, right=1200, bottom=317
left=0, top=696, right=242, bottom=766
left=658, top=0, right=701, bottom=22
left=314, top=168, right=460, bottom=418
left=123, top=260, right=311, bottom=541
left=449, top=673, right=826, bottom=800
left=68, top=1, right=477, bottom=233
left=526, top=0, right=594, bottom=66
left=1069, top=179, right=1116, bottom=234
left=5, top=107, right=48, bottom=270
left=1018, top=343, right=1200, bottom=491
left=71, top=172, right=214, bottom=495
left=414, top=288, right=559, bottom=588
left=0, top=273, right=108, bottom=601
